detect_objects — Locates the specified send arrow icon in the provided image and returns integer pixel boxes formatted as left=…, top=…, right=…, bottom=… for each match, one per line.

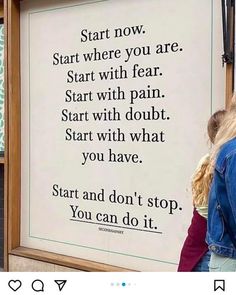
left=54, top=280, right=67, bottom=291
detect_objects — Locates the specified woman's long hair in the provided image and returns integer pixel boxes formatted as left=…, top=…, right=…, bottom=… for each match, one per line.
left=192, top=109, right=226, bottom=206
left=210, top=101, right=236, bottom=167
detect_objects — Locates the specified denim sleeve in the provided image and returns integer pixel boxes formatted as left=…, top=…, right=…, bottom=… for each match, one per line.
left=225, top=152, right=236, bottom=223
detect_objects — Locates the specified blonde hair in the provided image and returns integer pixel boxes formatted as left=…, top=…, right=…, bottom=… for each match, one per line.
left=192, top=109, right=226, bottom=206
left=208, top=100, right=236, bottom=176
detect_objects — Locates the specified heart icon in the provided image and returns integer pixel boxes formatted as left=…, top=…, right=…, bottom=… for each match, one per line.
left=8, top=280, right=22, bottom=292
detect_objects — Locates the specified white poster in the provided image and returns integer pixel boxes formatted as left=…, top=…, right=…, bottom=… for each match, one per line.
left=20, top=0, right=225, bottom=271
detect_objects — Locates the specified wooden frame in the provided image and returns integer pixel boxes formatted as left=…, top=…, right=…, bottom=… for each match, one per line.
left=4, top=0, right=21, bottom=271
left=3, top=0, right=234, bottom=272
left=0, top=1, right=3, bottom=19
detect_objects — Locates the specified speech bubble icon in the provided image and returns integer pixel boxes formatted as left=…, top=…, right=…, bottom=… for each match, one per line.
left=31, top=280, right=44, bottom=292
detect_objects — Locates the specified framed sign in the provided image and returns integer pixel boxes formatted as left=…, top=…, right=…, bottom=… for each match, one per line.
left=6, top=0, right=226, bottom=271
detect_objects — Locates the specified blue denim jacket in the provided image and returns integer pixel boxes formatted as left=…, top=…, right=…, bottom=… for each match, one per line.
left=207, top=137, right=236, bottom=258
